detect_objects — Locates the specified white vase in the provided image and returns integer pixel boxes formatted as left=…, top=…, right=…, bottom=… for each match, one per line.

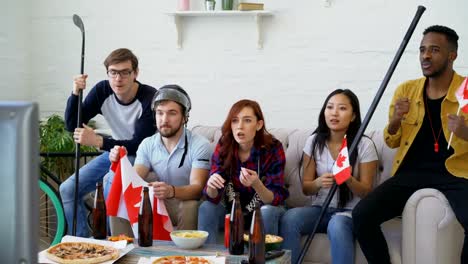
left=205, top=1, right=216, bottom=11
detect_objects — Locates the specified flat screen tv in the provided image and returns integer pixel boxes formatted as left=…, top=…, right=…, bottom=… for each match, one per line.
left=0, top=101, right=39, bottom=263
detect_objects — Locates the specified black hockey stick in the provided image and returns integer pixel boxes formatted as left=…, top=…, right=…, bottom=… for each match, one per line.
left=72, top=14, right=85, bottom=236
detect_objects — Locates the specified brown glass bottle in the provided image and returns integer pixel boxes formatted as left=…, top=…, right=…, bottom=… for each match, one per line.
left=248, top=203, right=265, bottom=264
left=138, top=186, right=153, bottom=247
left=229, top=192, right=244, bottom=255
left=92, top=182, right=107, bottom=239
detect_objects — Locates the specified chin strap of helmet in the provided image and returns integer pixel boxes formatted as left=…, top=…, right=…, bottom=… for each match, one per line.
left=178, top=127, right=188, bottom=168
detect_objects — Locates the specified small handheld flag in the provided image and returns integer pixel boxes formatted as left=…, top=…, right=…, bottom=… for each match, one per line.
left=447, top=77, right=468, bottom=150
left=332, top=136, right=352, bottom=185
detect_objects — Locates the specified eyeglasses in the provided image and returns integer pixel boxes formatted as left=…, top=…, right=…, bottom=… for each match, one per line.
left=107, top=69, right=133, bottom=79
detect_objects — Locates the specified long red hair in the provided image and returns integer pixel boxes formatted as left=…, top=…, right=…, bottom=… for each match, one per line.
left=219, top=99, right=273, bottom=172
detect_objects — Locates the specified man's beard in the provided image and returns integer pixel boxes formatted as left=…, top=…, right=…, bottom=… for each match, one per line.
left=422, top=59, right=449, bottom=78
left=159, top=123, right=183, bottom=138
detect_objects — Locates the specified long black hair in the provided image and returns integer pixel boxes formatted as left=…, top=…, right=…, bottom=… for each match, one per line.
left=310, top=89, right=361, bottom=208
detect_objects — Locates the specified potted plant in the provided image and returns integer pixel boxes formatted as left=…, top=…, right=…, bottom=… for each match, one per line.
left=40, top=114, right=98, bottom=181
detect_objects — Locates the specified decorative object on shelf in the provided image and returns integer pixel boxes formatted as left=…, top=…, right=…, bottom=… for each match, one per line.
left=238, top=2, right=264, bottom=11
left=178, top=0, right=190, bottom=11
left=205, top=0, right=216, bottom=11
left=222, top=0, right=234, bottom=10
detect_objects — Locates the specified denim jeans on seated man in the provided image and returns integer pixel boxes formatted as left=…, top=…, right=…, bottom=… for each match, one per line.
left=59, top=152, right=135, bottom=237
left=280, top=206, right=354, bottom=264
left=198, top=200, right=285, bottom=244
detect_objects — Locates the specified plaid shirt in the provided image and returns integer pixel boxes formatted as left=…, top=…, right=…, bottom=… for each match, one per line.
left=203, top=138, right=288, bottom=212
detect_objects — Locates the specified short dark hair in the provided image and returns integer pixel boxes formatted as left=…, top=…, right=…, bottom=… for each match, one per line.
left=423, top=25, right=459, bottom=51
left=103, top=48, right=139, bottom=70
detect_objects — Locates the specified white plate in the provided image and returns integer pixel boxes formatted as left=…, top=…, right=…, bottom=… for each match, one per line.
left=38, top=235, right=134, bottom=264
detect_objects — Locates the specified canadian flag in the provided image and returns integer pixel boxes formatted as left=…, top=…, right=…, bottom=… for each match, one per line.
left=106, top=148, right=173, bottom=240
left=332, top=136, right=352, bottom=185
left=455, top=77, right=468, bottom=113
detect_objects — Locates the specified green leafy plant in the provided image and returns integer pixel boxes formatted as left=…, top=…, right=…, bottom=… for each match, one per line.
left=40, top=114, right=98, bottom=181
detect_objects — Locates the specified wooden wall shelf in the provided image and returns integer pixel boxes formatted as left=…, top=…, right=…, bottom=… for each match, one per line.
left=166, top=11, right=273, bottom=49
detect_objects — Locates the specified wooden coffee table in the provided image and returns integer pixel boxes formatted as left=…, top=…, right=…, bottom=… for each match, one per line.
left=116, top=240, right=291, bottom=264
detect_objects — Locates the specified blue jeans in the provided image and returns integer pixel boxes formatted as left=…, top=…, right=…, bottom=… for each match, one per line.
left=197, top=201, right=285, bottom=244
left=59, top=152, right=111, bottom=237
left=280, top=206, right=354, bottom=264
left=261, top=205, right=286, bottom=235
left=198, top=201, right=226, bottom=244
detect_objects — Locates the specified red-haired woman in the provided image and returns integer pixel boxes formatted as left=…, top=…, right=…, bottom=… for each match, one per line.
left=198, top=99, right=289, bottom=244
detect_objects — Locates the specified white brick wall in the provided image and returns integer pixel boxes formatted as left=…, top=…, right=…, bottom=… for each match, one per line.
left=1, top=0, right=467, bottom=131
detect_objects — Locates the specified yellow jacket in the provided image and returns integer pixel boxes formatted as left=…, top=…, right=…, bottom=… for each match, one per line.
left=384, top=72, right=468, bottom=178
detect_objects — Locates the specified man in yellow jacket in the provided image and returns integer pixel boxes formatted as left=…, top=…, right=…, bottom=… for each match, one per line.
left=353, top=25, right=468, bottom=264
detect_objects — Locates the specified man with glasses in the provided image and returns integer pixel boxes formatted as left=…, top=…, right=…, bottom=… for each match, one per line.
left=61, top=48, right=157, bottom=237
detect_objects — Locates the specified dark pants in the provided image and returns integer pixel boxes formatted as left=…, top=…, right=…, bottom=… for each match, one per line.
left=352, top=172, right=468, bottom=264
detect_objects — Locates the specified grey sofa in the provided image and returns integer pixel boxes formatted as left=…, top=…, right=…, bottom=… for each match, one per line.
left=190, top=126, right=464, bottom=264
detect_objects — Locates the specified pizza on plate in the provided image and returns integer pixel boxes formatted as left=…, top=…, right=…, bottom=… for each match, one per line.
left=152, top=256, right=213, bottom=264
left=45, top=241, right=119, bottom=264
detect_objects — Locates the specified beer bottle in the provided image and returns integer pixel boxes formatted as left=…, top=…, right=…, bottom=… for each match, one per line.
left=138, top=186, right=153, bottom=247
left=92, top=181, right=107, bottom=239
left=229, top=192, right=244, bottom=255
left=248, top=203, right=265, bottom=264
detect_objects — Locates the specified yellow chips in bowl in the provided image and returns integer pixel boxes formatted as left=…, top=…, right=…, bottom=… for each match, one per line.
left=172, top=230, right=207, bottom=239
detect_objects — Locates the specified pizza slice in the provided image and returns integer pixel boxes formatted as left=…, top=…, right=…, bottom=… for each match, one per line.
left=186, top=256, right=213, bottom=264
left=108, top=234, right=134, bottom=243
left=152, top=255, right=186, bottom=264
left=152, top=256, right=214, bottom=264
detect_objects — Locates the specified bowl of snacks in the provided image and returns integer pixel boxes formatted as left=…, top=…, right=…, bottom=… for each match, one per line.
left=170, top=230, right=209, bottom=249
left=243, top=234, right=283, bottom=251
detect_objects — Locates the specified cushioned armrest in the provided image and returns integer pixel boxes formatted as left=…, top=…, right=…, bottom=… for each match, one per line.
left=402, top=188, right=464, bottom=264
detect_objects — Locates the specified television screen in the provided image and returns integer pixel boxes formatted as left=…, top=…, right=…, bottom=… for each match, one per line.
left=0, top=101, right=39, bottom=263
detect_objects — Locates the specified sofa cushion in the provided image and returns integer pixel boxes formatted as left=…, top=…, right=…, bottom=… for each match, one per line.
left=366, top=130, right=397, bottom=185
left=281, top=129, right=314, bottom=208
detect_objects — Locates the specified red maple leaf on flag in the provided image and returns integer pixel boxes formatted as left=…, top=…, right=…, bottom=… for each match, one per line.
left=455, top=77, right=468, bottom=113
left=336, top=153, right=347, bottom=168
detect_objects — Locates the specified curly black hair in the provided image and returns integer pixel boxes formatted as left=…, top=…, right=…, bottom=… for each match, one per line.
left=423, top=25, right=459, bottom=51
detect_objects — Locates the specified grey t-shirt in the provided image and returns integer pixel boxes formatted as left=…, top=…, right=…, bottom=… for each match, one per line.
left=134, top=128, right=211, bottom=186
left=303, top=134, right=378, bottom=209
